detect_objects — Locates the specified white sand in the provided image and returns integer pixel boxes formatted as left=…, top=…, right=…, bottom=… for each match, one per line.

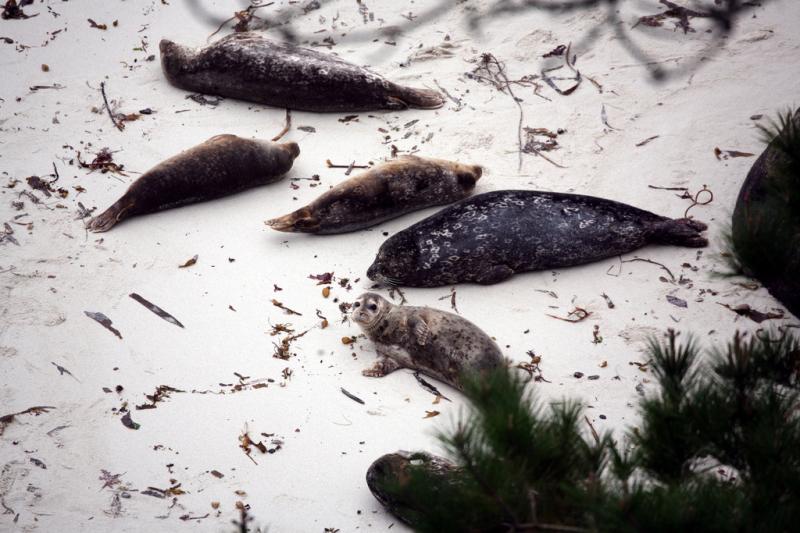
left=1, top=0, right=798, bottom=531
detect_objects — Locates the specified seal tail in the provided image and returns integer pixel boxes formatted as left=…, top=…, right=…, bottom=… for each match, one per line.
left=87, top=198, right=135, bottom=233
left=266, top=207, right=320, bottom=233
left=389, top=85, right=445, bottom=110
left=649, top=218, right=709, bottom=248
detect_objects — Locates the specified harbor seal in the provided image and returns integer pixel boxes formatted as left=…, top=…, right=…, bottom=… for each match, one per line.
left=266, top=156, right=482, bottom=234
left=160, top=33, right=444, bottom=112
left=351, top=292, right=503, bottom=391
left=87, top=134, right=299, bottom=232
left=366, top=451, right=460, bottom=527
left=731, top=109, right=800, bottom=317
left=367, top=190, right=709, bottom=287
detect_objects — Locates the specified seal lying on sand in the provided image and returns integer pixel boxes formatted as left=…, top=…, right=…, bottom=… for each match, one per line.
left=266, top=156, right=482, bottom=234
left=366, top=451, right=459, bottom=527
left=87, top=135, right=299, bottom=232
left=160, top=33, right=444, bottom=112
left=731, top=109, right=800, bottom=317
left=351, top=292, right=503, bottom=391
left=367, top=190, right=709, bottom=287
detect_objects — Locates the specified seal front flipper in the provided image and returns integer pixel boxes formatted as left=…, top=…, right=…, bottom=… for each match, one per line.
left=87, top=198, right=136, bottom=233
left=388, top=85, right=445, bottom=110
left=475, top=265, right=515, bottom=285
left=362, top=357, right=401, bottom=378
left=649, top=218, right=709, bottom=248
left=409, top=317, right=430, bottom=346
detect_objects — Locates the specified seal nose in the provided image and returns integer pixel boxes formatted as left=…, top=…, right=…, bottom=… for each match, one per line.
left=159, top=39, right=175, bottom=55
left=472, top=165, right=483, bottom=179
left=282, top=142, right=301, bottom=159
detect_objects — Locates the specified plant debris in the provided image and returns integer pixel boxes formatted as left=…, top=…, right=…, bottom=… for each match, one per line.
left=271, top=299, right=302, bottom=316
left=720, top=303, right=785, bottom=323
left=239, top=427, right=283, bottom=464
left=423, top=410, right=440, bottom=419
left=541, top=42, right=582, bottom=96
left=85, top=311, right=123, bottom=339
left=523, top=127, right=561, bottom=153
left=178, top=255, right=198, bottom=268
left=635, top=0, right=711, bottom=33
left=601, top=293, right=615, bottom=309
left=0, top=406, right=54, bottom=436
left=136, top=385, right=185, bottom=410
left=99, top=470, right=124, bottom=490
left=77, top=148, right=126, bottom=175
left=714, top=147, right=755, bottom=159
left=186, top=93, right=224, bottom=107
left=120, top=412, right=140, bottom=430
left=340, top=388, right=365, bottom=405
left=273, top=328, right=311, bottom=360
left=309, top=272, right=334, bottom=285
left=414, top=372, right=451, bottom=402
left=2, top=0, right=36, bottom=20
left=129, top=293, right=184, bottom=328
left=666, top=295, right=688, bottom=308
left=271, top=109, right=292, bottom=142
left=636, top=135, right=660, bottom=147
left=546, top=307, right=591, bottom=323
left=52, top=361, right=79, bottom=381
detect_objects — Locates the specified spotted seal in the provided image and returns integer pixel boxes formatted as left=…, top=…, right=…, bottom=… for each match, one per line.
left=351, top=292, right=503, bottom=391
left=87, top=134, right=299, bottom=232
left=366, top=451, right=459, bottom=527
left=266, top=156, right=482, bottom=234
left=367, top=189, right=709, bottom=287
left=160, top=32, right=444, bottom=112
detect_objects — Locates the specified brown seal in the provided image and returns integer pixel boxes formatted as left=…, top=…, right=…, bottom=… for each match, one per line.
left=266, top=156, right=482, bottom=234
left=160, top=32, right=444, bottom=112
left=351, top=292, right=503, bottom=391
left=87, top=135, right=299, bottom=232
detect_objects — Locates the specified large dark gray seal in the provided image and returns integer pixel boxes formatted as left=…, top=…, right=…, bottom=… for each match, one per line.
left=160, top=33, right=444, bottom=112
left=731, top=109, right=800, bottom=317
left=87, top=134, right=299, bottom=232
left=352, top=292, right=503, bottom=391
left=266, top=156, right=482, bottom=234
left=367, top=190, right=708, bottom=287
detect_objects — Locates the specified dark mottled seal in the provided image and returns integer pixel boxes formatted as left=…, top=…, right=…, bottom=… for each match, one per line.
left=87, top=135, right=299, bottom=232
left=367, top=190, right=709, bottom=287
left=366, top=451, right=459, bottom=527
left=732, top=109, right=800, bottom=317
left=266, top=156, right=482, bottom=234
left=352, top=292, right=503, bottom=391
left=160, top=32, right=444, bottom=112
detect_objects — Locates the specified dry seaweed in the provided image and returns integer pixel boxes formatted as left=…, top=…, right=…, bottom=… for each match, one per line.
left=85, top=311, right=123, bottom=339
left=720, top=303, right=785, bottom=323
left=77, top=148, right=126, bottom=175
left=178, top=255, right=198, bottom=268
left=271, top=299, right=302, bottom=316
left=414, top=372, right=451, bottom=402
left=2, top=0, right=36, bottom=20
left=120, top=412, right=140, bottom=430
left=136, top=385, right=185, bottom=410
left=273, top=328, right=311, bottom=359
left=636, top=0, right=711, bottom=34
left=340, top=388, right=365, bottom=405
left=0, top=406, right=54, bottom=436
left=546, top=307, right=591, bottom=323
left=129, top=293, right=184, bottom=328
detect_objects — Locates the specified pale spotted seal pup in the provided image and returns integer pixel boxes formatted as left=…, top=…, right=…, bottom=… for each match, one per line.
left=367, top=190, right=709, bottom=287
left=351, top=292, right=503, bottom=391
left=160, top=33, right=444, bottom=112
left=266, top=156, right=482, bottom=234
left=88, top=135, right=299, bottom=232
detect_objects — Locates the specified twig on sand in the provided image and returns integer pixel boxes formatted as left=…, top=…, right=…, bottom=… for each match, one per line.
left=271, top=109, right=292, bottom=141
left=100, top=82, right=124, bottom=131
left=621, top=257, right=675, bottom=282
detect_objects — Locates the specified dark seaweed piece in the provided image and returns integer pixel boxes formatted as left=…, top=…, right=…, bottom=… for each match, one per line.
left=340, top=387, right=365, bottom=405
left=129, top=293, right=184, bottom=328
left=85, top=311, right=123, bottom=339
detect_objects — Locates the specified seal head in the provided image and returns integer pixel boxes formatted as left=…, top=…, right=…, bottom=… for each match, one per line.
left=352, top=292, right=392, bottom=331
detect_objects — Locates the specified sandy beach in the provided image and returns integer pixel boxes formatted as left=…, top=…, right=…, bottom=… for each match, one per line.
left=1, top=1, right=798, bottom=531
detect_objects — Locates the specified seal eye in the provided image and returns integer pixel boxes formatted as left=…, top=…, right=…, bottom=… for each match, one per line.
left=353, top=302, right=360, bottom=308
left=368, top=303, right=378, bottom=311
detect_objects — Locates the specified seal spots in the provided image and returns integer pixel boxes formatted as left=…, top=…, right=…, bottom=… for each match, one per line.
left=367, top=190, right=709, bottom=287
left=267, top=156, right=482, bottom=234
left=351, top=292, right=503, bottom=391
left=160, top=33, right=445, bottom=112
left=87, top=135, right=299, bottom=232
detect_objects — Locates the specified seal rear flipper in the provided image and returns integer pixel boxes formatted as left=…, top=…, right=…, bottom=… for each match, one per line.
left=649, top=218, right=709, bottom=248
left=389, top=85, right=445, bottom=110
left=265, top=207, right=320, bottom=233
left=87, top=198, right=136, bottom=233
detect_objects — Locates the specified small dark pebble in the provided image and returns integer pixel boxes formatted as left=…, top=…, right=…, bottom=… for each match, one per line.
left=573, top=372, right=584, bottom=379
left=588, top=375, right=600, bottom=380
left=599, top=414, right=607, bottom=419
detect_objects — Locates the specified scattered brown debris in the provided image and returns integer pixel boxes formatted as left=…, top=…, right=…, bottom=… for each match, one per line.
left=423, top=410, right=440, bottom=419
left=87, top=18, right=108, bottom=30
left=592, top=325, right=603, bottom=344
left=2, top=0, right=36, bottom=20
left=178, top=255, right=198, bottom=268
left=271, top=299, right=302, bottom=316
left=129, top=293, right=184, bottom=328
left=85, top=311, right=123, bottom=339
left=714, top=147, right=755, bottom=160
left=309, top=272, right=334, bottom=285
left=621, top=257, right=676, bottom=282
left=517, top=351, right=548, bottom=382
left=0, top=405, right=54, bottom=436
left=720, top=303, right=785, bottom=324
left=541, top=43, right=582, bottom=96
left=636, top=135, right=660, bottom=147
left=120, top=412, right=140, bottom=430
left=322, top=287, right=331, bottom=298
left=341, top=336, right=356, bottom=345
left=340, top=388, right=365, bottom=405
left=437, top=288, right=459, bottom=314
left=26, top=175, right=56, bottom=197
left=601, top=293, right=615, bottom=309
left=546, top=307, right=591, bottom=323
left=683, top=184, right=713, bottom=219
left=136, top=385, right=185, bottom=410
left=523, top=127, right=561, bottom=153
left=77, top=147, right=126, bottom=175
left=239, top=427, right=283, bottom=464
left=636, top=0, right=710, bottom=34
left=273, top=328, right=311, bottom=360
left=542, top=44, right=566, bottom=58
